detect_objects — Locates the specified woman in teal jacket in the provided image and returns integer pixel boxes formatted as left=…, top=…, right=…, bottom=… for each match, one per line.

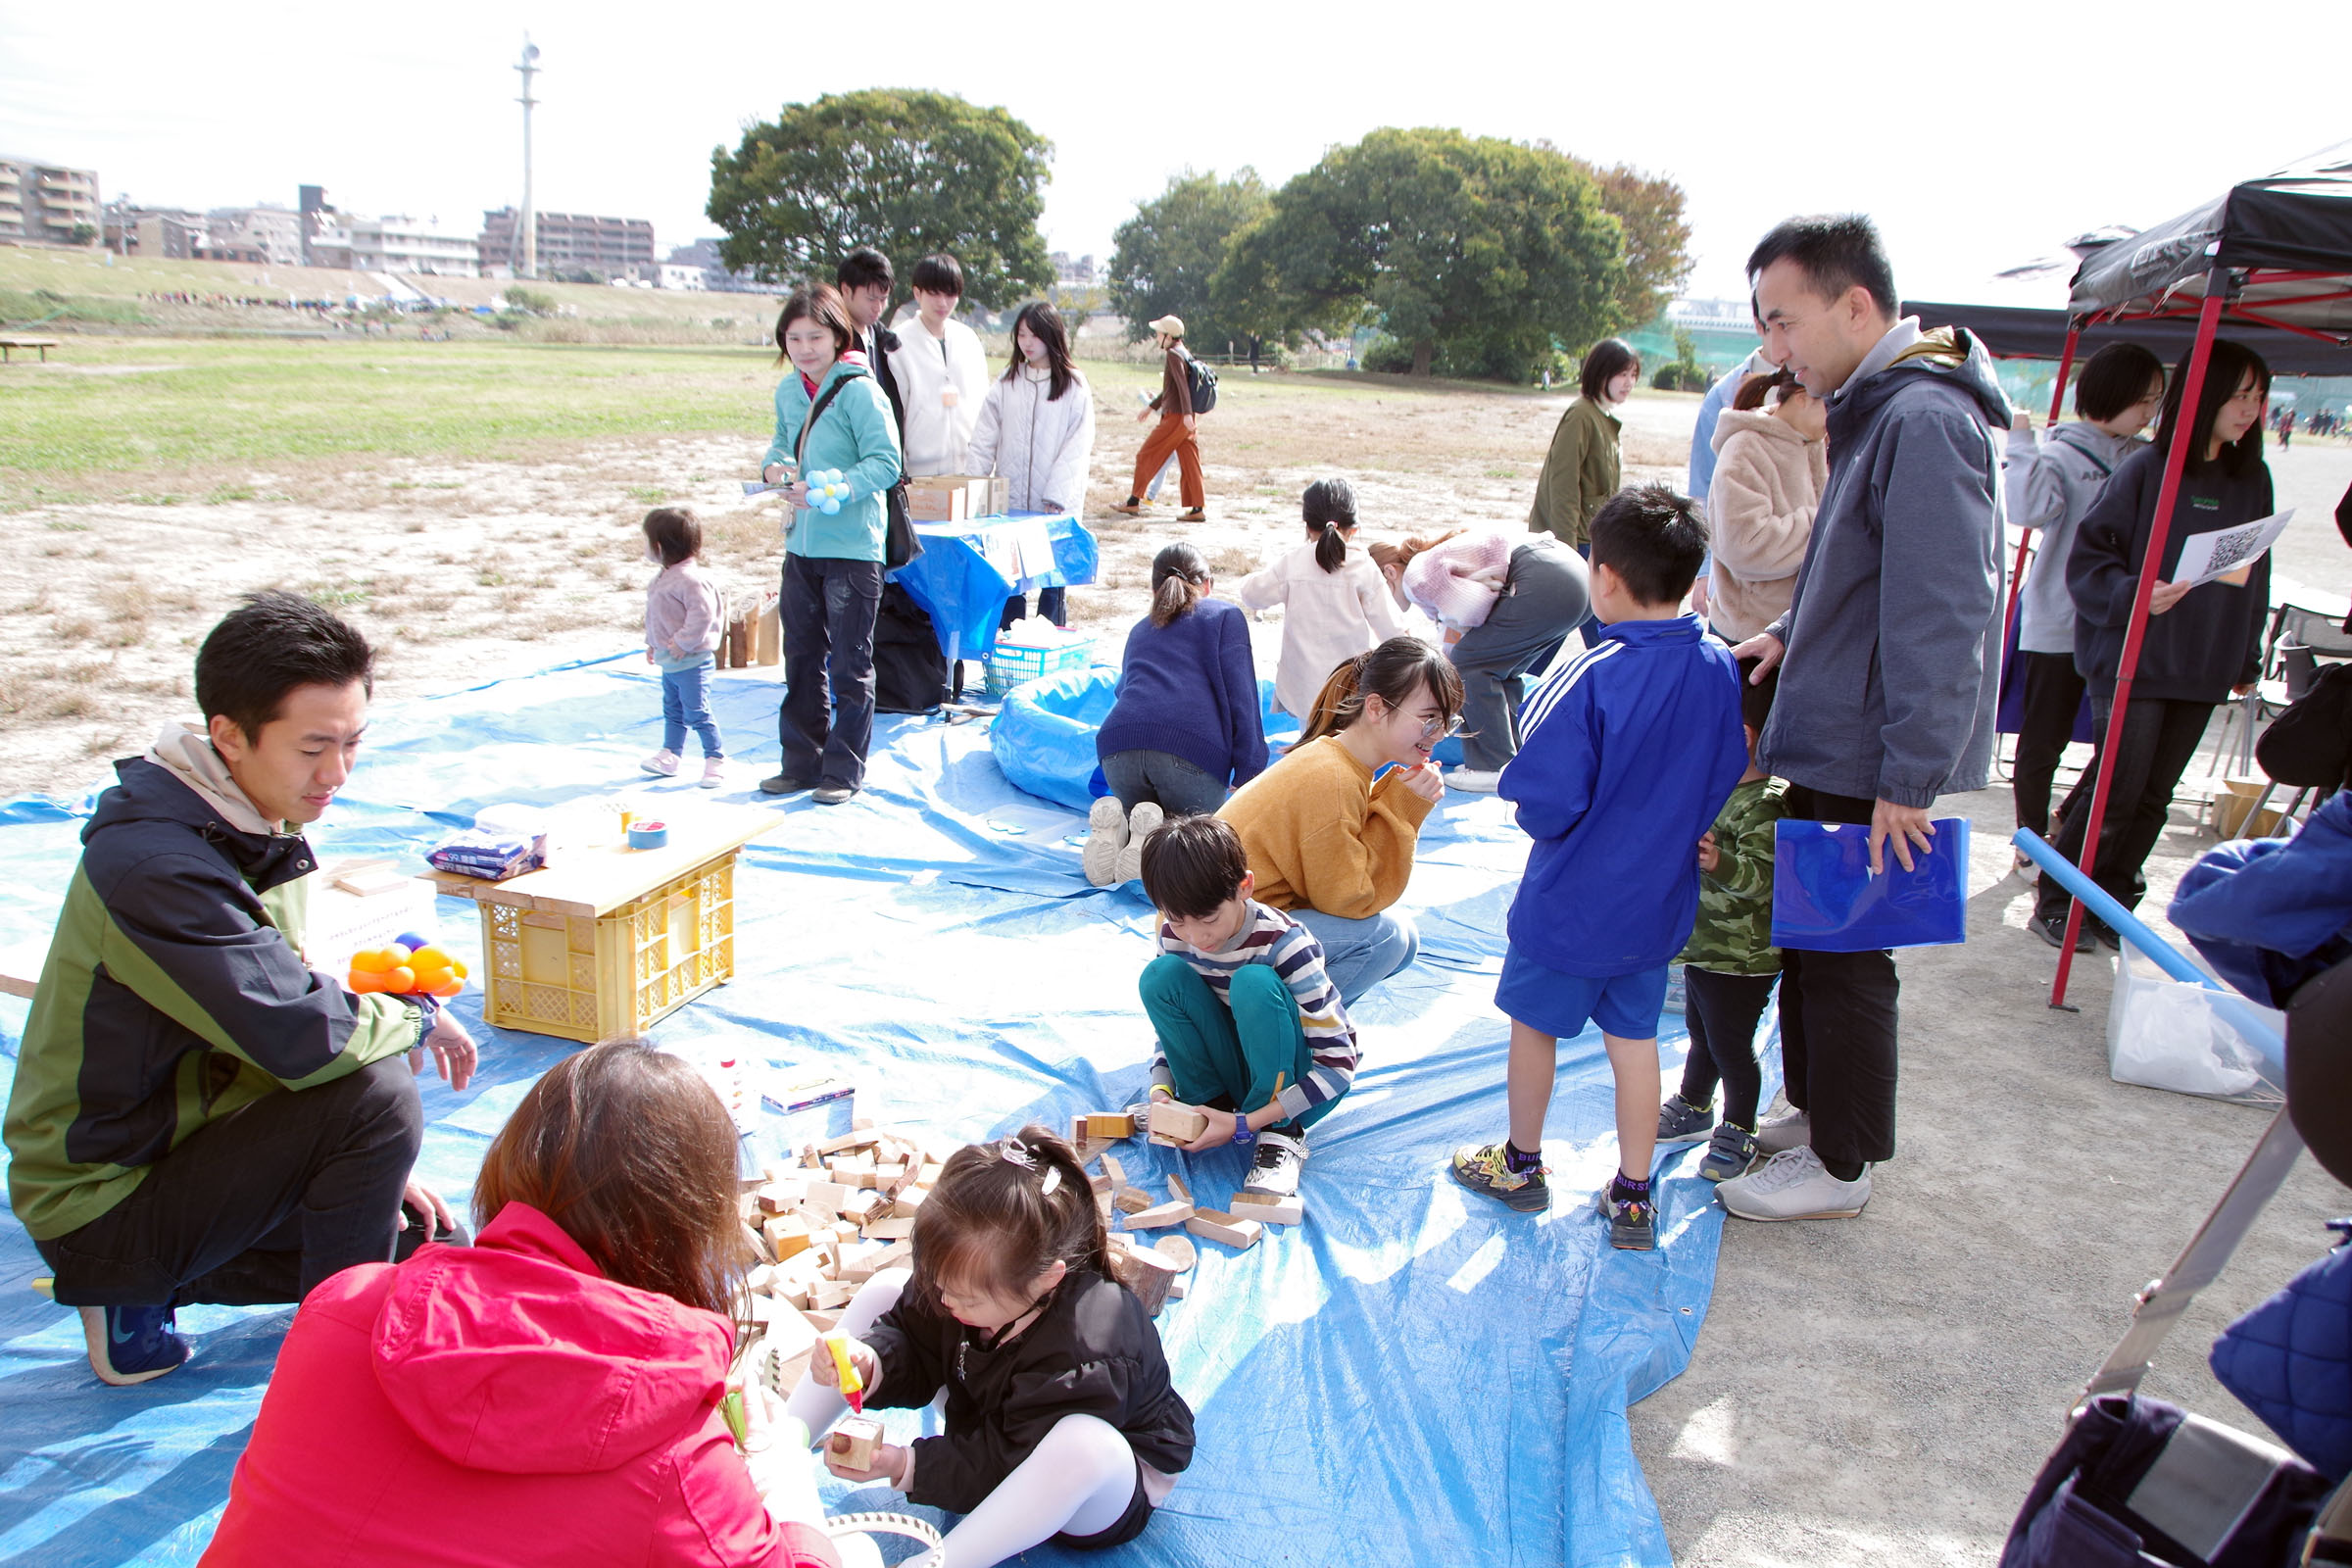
left=759, top=283, right=904, bottom=804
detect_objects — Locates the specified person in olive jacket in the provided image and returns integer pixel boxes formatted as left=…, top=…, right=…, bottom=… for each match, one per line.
left=1530, top=337, right=1641, bottom=550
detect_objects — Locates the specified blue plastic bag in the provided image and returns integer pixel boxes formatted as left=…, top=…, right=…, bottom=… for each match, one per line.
left=1772, top=816, right=1970, bottom=952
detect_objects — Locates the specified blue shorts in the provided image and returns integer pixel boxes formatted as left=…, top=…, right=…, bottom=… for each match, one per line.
left=1494, top=948, right=1671, bottom=1041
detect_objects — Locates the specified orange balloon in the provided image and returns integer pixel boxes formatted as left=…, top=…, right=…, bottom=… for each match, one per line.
left=350, top=948, right=393, bottom=974
left=409, top=946, right=451, bottom=972
left=347, top=969, right=385, bottom=994
left=385, top=966, right=417, bottom=993
left=413, top=967, right=455, bottom=994
left=427, top=978, right=463, bottom=998
left=384, top=944, right=413, bottom=966
left=452, top=959, right=468, bottom=979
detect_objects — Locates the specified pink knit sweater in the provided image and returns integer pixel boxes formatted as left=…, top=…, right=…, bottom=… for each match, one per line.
left=1400, top=531, right=1515, bottom=630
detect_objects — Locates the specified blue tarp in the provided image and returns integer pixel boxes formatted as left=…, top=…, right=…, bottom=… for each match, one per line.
left=0, top=656, right=1759, bottom=1568
left=895, top=513, right=1099, bottom=663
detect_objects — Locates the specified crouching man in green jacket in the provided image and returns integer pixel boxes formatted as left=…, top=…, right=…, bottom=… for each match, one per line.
left=5, top=592, right=477, bottom=1385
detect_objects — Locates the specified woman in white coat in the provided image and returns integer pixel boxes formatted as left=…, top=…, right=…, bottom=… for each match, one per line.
left=969, top=302, right=1097, bottom=627
left=1703, top=368, right=1826, bottom=646
left=1235, top=477, right=1405, bottom=718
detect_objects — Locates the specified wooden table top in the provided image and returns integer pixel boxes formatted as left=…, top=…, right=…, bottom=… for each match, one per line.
left=426, top=803, right=778, bottom=918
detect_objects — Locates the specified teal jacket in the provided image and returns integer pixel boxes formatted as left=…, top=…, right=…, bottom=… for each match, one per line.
left=761, top=360, right=903, bottom=564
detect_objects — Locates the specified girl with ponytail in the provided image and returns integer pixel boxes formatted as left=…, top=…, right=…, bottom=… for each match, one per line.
left=1234, top=476, right=1406, bottom=719
left=789, top=1126, right=1195, bottom=1567
left=1086, top=544, right=1268, bottom=885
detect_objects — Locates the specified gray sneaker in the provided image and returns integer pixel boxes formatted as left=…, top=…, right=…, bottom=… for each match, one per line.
left=1697, top=1122, right=1759, bottom=1182
left=1717, top=1148, right=1871, bottom=1221
left=1241, top=1129, right=1306, bottom=1198
left=1656, top=1094, right=1714, bottom=1144
left=1754, top=1108, right=1811, bottom=1154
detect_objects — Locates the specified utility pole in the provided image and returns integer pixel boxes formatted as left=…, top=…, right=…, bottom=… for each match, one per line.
left=514, top=36, right=541, bottom=279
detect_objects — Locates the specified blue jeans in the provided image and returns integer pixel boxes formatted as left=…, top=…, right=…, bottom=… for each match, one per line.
left=661, top=660, right=723, bottom=759
left=1101, top=749, right=1228, bottom=816
left=1289, top=906, right=1418, bottom=1007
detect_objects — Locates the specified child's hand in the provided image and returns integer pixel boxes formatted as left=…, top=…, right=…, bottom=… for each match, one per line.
left=1396, top=762, right=1446, bottom=804
left=808, top=1334, right=879, bottom=1396
left=645, top=650, right=658, bottom=664
left=1696, top=831, right=1719, bottom=873
left=825, top=1439, right=909, bottom=1488
left=1181, top=1105, right=1240, bottom=1153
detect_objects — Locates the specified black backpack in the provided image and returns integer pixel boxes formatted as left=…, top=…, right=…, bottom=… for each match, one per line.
left=1182, top=351, right=1219, bottom=415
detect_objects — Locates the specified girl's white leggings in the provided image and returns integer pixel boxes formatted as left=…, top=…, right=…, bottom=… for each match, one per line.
left=787, top=1271, right=1142, bottom=1568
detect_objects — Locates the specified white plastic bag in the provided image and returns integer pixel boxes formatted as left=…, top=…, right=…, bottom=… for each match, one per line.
left=2107, top=941, right=2285, bottom=1103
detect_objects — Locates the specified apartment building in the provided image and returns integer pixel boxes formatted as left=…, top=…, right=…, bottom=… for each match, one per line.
left=208, top=205, right=304, bottom=267
left=346, top=216, right=480, bottom=276
left=0, top=156, right=102, bottom=246
left=481, top=206, right=655, bottom=281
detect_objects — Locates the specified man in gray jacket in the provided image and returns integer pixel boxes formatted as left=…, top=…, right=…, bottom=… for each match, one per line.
left=1721, top=215, right=2010, bottom=1222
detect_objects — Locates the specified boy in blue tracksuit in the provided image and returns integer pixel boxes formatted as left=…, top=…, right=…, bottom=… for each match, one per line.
left=1451, top=485, right=1747, bottom=1249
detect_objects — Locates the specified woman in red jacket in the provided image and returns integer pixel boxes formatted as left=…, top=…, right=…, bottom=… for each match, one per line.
left=203, top=1040, right=842, bottom=1568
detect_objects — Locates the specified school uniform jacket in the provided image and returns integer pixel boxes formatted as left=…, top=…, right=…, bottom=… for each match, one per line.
left=863, top=1267, right=1195, bottom=1515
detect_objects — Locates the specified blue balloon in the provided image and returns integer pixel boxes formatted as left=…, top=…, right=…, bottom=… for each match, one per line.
left=820, top=497, right=841, bottom=514
left=395, top=932, right=430, bottom=952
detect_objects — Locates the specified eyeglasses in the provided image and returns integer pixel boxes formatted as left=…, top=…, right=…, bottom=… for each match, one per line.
left=1419, top=713, right=1465, bottom=741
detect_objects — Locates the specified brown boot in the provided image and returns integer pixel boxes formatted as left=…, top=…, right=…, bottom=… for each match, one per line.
left=1112, top=496, right=1145, bottom=516
left=1177, top=509, right=1206, bottom=523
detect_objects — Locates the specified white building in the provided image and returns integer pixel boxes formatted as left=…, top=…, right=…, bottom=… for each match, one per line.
left=347, top=216, right=479, bottom=277
left=659, top=263, right=708, bottom=291
left=208, top=205, right=304, bottom=267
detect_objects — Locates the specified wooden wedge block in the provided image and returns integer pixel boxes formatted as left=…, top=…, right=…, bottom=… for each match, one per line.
left=1088, top=1112, right=1138, bottom=1141
left=828, top=1414, right=885, bottom=1472
left=862, top=1215, right=915, bottom=1241
left=1147, top=1103, right=1208, bottom=1148
left=1114, top=1187, right=1155, bottom=1215
left=1125, top=1200, right=1195, bottom=1230
left=742, top=1220, right=772, bottom=1262
left=1186, top=1209, right=1263, bottom=1250
left=1102, top=1153, right=1127, bottom=1188
left=837, top=1241, right=886, bottom=1284
left=803, top=1310, right=840, bottom=1334
left=1230, top=1192, right=1305, bottom=1226
left=1167, top=1171, right=1193, bottom=1206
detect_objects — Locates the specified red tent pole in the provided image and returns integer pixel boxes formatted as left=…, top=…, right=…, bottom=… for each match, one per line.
left=2050, top=279, right=2229, bottom=1005
left=2005, top=327, right=2082, bottom=635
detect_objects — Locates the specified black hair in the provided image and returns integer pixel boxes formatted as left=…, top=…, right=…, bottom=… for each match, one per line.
left=1745, top=215, right=1898, bottom=319
left=1150, top=542, right=1208, bottom=626
left=2073, top=342, right=2167, bottom=424
left=1139, top=813, right=1250, bottom=921
left=773, top=283, right=854, bottom=365
left=1004, top=301, right=1076, bottom=401
left=1578, top=338, right=1641, bottom=403
left=2154, top=338, right=2271, bottom=478
left=1590, top=483, right=1708, bottom=609
left=835, top=246, right=894, bottom=295
left=1298, top=635, right=1465, bottom=747
left=1303, top=477, right=1357, bottom=572
left=195, top=590, right=375, bottom=743
left=642, top=507, right=701, bottom=566
left=909, top=253, right=964, bottom=299
left=912, top=1126, right=1112, bottom=1308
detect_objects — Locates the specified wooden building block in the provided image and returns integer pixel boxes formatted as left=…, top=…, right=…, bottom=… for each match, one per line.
left=873, top=1240, right=913, bottom=1272
left=742, top=1220, right=771, bottom=1262
left=1167, top=1277, right=1187, bottom=1300
left=1167, top=1171, right=1193, bottom=1206
left=1102, top=1153, right=1127, bottom=1188
left=863, top=1215, right=915, bottom=1241
left=1114, top=1187, right=1155, bottom=1215
left=1230, top=1192, right=1305, bottom=1226
left=893, top=1188, right=929, bottom=1218
left=804, top=1180, right=858, bottom=1214
left=836, top=1241, right=886, bottom=1283
left=817, top=1130, right=879, bottom=1156
left=803, top=1310, right=841, bottom=1334
left=915, top=1160, right=944, bottom=1190
left=1070, top=1115, right=1089, bottom=1148
left=839, top=1190, right=886, bottom=1224
left=829, top=1414, right=885, bottom=1472
left=1125, top=1200, right=1195, bottom=1230
left=812, top=1279, right=858, bottom=1310
left=1089, top=1170, right=1114, bottom=1197
left=762, top=1215, right=813, bottom=1259
left=1154, top=1235, right=1198, bottom=1272
left=1088, top=1112, right=1138, bottom=1141
left=1117, top=1241, right=1184, bottom=1314
left=1148, top=1103, right=1208, bottom=1148
left=1185, top=1209, right=1263, bottom=1250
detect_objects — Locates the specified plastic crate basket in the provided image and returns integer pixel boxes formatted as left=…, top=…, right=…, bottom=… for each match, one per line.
left=985, top=633, right=1095, bottom=697
left=481, top=856, right=738, bottom=1044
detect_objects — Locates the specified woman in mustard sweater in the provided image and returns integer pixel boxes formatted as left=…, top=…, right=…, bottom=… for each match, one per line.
left=1216, top=637, right=1462, bottom=1004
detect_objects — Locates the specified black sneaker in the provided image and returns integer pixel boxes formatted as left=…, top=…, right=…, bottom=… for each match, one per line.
left=2088, top=917, right=2121, bottom=951
left=1602, top=1186, right=1656, bottom=1250
left=1242, top=1129, right=1306, bottom=1198
left=760, top=773, right=813, bottom=797
left=78, top=1303, right=188, bottom=1386
left=2030, top=909, right=2093, bottom=951
left=1449, top=1142, right=1549, bottom=1212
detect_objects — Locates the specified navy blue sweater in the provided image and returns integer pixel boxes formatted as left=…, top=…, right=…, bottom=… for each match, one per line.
left=1499, top=616, right=1748, bottom=976
left=1097, top=599, right=1268, bottom=788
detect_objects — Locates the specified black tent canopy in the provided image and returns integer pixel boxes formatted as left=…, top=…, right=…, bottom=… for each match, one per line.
left=1904, top=300, right=2352, bottom=377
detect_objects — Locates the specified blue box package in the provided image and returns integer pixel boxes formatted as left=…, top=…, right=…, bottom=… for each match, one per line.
left=1771, top=816, right=1971, bottom=953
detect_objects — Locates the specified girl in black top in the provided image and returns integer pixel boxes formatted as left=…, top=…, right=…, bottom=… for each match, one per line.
left=2033, top=339, right=2274, bottom=946
left=789, top=1127, right=1193, bottom=1564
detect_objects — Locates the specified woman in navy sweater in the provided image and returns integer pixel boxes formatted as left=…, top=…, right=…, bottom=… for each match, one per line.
left=1084, top=544, right=1267, bottom=885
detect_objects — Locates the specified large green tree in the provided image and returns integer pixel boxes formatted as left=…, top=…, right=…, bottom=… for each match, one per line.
left=706, top=89, right=1054, bottom=308
left=1549, top=150, right=1693, bottom=325
left=1214, top=127, right=1632, bottom=380
left=1106, top=169, right=1271, bottom=352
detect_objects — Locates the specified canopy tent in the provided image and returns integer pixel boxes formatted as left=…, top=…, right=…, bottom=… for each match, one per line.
left=1903, top=299, right=2352, bottom=378
left=2043, top=139, right=2352, bottom=1003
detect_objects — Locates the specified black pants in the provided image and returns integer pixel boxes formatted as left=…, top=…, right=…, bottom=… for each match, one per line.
left=2012, top=650, right=2088, bottom=837
left=1778, top=785, right=1900, bottom=1167
left=2036, top=694, right=2216, bottom=922
left=780, top=554, right=884, bottom=791
left=1678, top=967, right=1779, bottom=1131
left=999, top=586, right=1068, bottom=630
left=33, top=1054, right=422, bottom=1308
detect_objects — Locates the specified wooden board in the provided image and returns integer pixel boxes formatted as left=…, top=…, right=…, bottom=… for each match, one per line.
left=1125, top=1200, right=1195, bottom=1230
left=425, top=803, right=777, bottom=917
left=1230, top=1191, right=1305, bottom=1226
left=1185, top=1209, right=1264, bottom=1250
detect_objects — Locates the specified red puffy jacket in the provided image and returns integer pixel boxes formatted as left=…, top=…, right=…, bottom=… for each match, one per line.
left=203, top=1203, right=839, bottom=1568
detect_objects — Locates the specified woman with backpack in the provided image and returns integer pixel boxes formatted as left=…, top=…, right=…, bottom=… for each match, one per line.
left=1114, top=316, right=1208, bottom=523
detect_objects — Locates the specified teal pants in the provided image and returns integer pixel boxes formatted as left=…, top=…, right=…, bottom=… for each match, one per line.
left=1139, top=956, right=1334, bottom=1131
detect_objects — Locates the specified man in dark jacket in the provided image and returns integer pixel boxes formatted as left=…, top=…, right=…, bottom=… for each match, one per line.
left=838, top=245, right=906, bottom=436
left=4, top=593, right=476, bottom=1385
left=1722, top=215, right=2009, bottom=1223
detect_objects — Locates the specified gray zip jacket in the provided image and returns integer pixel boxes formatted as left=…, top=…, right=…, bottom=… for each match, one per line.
left=2006, top=422, right=2142, bottom=654
left=1759, top=320, right=2012, bottom=808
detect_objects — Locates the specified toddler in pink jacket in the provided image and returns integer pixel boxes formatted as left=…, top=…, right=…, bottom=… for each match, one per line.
left=642, top=508, right=726, bottom=787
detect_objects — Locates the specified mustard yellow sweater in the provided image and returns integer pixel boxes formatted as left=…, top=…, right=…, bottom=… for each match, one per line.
left=1217, top=735, right=1433, bottom=918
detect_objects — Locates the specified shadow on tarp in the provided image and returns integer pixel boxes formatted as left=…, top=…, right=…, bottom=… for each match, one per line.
left=0, top=657, right=1754, bottom=1568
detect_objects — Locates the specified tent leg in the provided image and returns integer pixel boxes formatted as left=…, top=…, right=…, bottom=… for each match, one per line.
left=2050, top=283, right=2229, bottom=1006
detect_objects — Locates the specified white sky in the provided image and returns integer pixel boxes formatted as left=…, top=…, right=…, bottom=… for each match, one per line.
left=4, top=3, right=2343, bottom=311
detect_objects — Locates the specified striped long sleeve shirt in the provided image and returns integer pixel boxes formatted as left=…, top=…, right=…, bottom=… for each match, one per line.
left=1150, top=901, right=1358, bottom=1120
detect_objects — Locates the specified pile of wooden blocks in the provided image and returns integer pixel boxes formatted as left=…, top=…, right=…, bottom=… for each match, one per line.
left=1097, top=1106, right=1308, bottom=1240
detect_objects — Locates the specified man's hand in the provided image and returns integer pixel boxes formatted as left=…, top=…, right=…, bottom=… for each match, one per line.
left=1395, top=761, right=1446, bottom=804
left=825, top=1440, right=910, bottom=1489
left=1730, top=631, right=1785, bottom=681
left=414, top=1009, right=477, bottom=1092
left=2147, top=580, right=2195, bottom=615
left=1181, top=1105, right=1240, bottom=1153
left=1869, top=800, right=1936, bottom=875
left=399, top=1178, right=457, bottom=1240
left=1696, top=831, right=1719, bottom=873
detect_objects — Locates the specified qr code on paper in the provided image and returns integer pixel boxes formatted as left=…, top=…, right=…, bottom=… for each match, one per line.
left=2202, top=530, right=2259, bottom=574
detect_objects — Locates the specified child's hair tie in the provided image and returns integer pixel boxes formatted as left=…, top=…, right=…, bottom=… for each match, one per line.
left=997, top=1138, right=1061, bottom=1196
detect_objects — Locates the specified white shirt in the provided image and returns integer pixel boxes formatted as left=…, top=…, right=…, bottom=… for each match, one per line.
left=1235, top=540, right=1409, bottom=718
left=887, top=315, right=990, bottom=476
left=966, top=366, right=1097, bottom=514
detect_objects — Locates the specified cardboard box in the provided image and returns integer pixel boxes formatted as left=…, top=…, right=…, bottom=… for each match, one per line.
left=2211, top=776, right=2285, bottom=839
left=905, top=474, right=1008, bottom=522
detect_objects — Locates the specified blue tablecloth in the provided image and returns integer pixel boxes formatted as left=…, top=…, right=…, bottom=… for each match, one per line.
left=891, top=512, right=1098, bottom=663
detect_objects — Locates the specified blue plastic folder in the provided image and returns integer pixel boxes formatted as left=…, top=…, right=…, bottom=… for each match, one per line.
left=1771, top=815, right=1971, bottom=952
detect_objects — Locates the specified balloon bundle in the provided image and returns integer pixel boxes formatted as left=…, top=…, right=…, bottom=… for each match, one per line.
left=349, top=932, right=467, bottom=999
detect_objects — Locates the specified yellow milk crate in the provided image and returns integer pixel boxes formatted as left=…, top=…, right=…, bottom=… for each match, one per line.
left=431, top=805, right=775, bottom=1045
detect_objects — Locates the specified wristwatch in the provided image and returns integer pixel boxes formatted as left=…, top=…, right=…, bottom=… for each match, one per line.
left=1231, top=1117, right=1257, bottom=1148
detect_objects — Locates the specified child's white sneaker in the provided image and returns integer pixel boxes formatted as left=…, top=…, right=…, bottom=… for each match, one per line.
left=1081, top=798, right=1128, bottom=887
left=699, top=758, right=726, bottom=789
left=1242, top=1129, right=1307, bottom=1198
left=640, top=749, right=680, bottom=777
left=1115, top=802, right=1163, bottom=886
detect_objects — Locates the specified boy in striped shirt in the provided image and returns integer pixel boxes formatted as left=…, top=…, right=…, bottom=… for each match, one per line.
left=1137, top=814, right=1356, bottom=1200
